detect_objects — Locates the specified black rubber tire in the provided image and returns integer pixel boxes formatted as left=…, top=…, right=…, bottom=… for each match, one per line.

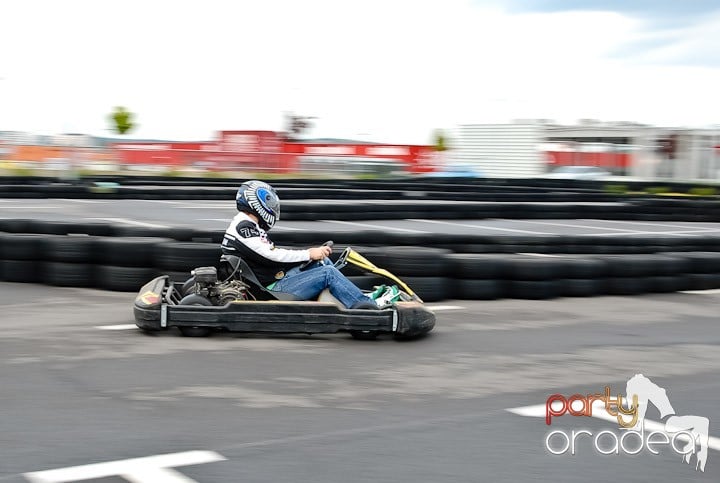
left=1, top=260, right=42, bottom=283
left=379, top=246, right=451, bottom=277
left=95, top=265, right=156, bottom=292
left=177, top=294, right=214, bottom=337
left=180, top=276, right=197, bottom=296
left=350, top=331, right=380, bottom=340
left=668, top=252, right=720, bottom=274
left=446, top=254, right=513, bottom=279
left=154, top=242, right=222, bottom=272
left=401, top=276, right=448, bottom=302
left=508, top=280, right=559, bottom=300
left=94, top=237, right=175, bottom=267
left=509, top=257, right=564, bottom=281
left=557, top=278, right=600, bottom=297
left=647, top=276, right=684, bottom=293
left=45, top=262, right=92, bottom=287
left=44, top=235, right=97, bottom=263
left=457, top=279, right=504, bottom=300
left=604, top=277, right=650, bottom=296
left=684, top=274, right=720, bottom=291
left=1, top=233, right=44, bottom=261
left=564, top=257, right=608, bottom=278
left=347, top=275, right=386, bottom=291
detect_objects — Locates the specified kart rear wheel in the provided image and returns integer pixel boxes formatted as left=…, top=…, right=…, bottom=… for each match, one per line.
left=350, top=330, right=379, bottom=341
left=178, top=294, right=213, bottom=337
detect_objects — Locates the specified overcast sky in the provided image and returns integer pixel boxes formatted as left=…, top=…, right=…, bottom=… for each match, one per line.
left=1, top=0, right=719, bottom=143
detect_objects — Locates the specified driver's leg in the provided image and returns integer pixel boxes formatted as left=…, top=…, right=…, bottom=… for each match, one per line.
left=272, top=265, right=376, bottom=309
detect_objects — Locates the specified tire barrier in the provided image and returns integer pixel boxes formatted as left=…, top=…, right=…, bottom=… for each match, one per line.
left=2, top=233, right=720, bottom=301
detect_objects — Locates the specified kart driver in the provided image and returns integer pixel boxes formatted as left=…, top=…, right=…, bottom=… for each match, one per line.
left=221, top=180, right=399, bottom=309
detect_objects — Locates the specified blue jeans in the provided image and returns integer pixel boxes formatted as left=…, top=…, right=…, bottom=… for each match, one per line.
left=271, top=259, right=370, bottom=309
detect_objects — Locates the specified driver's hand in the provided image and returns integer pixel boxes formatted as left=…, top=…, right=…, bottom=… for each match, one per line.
left=309, top=245, right=332, bottom=260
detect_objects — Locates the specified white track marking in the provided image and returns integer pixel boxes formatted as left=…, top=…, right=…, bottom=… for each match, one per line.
left=516, top=253, right=564, bottom=257
left=410, top=218, right=551, bottom=235
left=87, top=217, right=169, bottom=229
left=1, top=206, right=58, bottom=209
left=515, top=220, right=648, bottom=233
left=95, top=324, right=138, bottom=331
left=426, top=305, right=464, bottom=311
left=507, top=402, right=720, bottom=451
left=587, top=219, right=720, bottom=230
left=62, top=199, right=110, bottom=204
left=680, top=289, right=720, bottom=295
left=321, top=220, right=428, bottom=233
left=23, top=450, right=226, bottom=483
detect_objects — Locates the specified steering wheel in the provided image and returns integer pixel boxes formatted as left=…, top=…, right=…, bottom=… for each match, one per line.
left=334, top=246, right=352, bottom=269
left=299, top=240, right=333, bottom=271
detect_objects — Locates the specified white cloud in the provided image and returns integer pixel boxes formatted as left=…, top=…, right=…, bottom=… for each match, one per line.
left=0, top=0, right=719, bottom=144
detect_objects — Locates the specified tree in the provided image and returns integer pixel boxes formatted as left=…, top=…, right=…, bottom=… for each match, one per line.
left=110, top=106, right=136, bottom=135
left=283, top=112, right=314, bottom=141
left=433, top=129, right=448, bottom=151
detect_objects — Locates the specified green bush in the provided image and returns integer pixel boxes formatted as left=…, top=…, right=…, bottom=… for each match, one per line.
left=688, top=187, right=717, bottom=196
left=645, top=186, right=671, bottom=195
left=604, top=184, right=628, bottom=194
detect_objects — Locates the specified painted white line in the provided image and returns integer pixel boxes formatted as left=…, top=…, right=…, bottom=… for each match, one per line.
left=516, top=220, right=644, bottom=233
left=1, top=206, right=59, bottom=209
left=322, top=220, right=428, bottom=234
left=87, top=217, right=169, bottom=229
left=95, top=324, right=138, bottom=331
left=61, top=199, right=110, bottom=204
left=23, top=450, right=226, bottom=483
left=516, top=253, right=564, bottom=257
left=588, top=229, right=720, bottom=237
left=410, top=219, right=551, bottom=235
left=427, top=305, right=464, bottom=311
left=680, top=289, right=720, bottom=295
left=588, top=219, right=720, bottom=231
left=507, top=402, right=720, bottom=451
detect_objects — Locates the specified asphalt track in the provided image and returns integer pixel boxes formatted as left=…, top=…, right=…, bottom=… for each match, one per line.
left=2, top=199, right=720, bottom=482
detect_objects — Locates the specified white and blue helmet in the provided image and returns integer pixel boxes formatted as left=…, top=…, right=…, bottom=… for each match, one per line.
left=236, top=180, right=281, bottom=230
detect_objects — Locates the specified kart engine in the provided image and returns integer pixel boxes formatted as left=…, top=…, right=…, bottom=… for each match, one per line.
left=187, top=266, right=251, bottom=305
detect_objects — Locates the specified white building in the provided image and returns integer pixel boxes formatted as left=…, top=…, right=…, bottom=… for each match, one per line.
left=450, top=120, right=720, bottom=180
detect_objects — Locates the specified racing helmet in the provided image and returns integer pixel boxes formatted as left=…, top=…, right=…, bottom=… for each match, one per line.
left=236, top=180, right=281, bottom=230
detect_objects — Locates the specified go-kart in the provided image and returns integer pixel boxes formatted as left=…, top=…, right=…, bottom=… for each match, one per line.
left=133, top=243, right=435, bottom=340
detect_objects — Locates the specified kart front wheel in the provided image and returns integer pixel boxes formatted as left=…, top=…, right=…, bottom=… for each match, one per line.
left=349, top=330, right=379, bottom=341
left=178, top=294, right=213, bottom=337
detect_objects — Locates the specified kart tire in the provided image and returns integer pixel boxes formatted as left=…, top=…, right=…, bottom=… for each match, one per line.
left=180, top=276, right=196, bottom=296
left=178, top=294, right=213, bottom=337
left=350, top=330, right=379, bottom=341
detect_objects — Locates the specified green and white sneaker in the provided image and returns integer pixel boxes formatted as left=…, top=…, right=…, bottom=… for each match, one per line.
left=369, top=284, right=387, bottom=300
left=375, top=285, right=401, bottom=308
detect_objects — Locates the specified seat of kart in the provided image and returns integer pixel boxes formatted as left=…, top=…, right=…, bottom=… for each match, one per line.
left=218, top=254, right=301, bottom=301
